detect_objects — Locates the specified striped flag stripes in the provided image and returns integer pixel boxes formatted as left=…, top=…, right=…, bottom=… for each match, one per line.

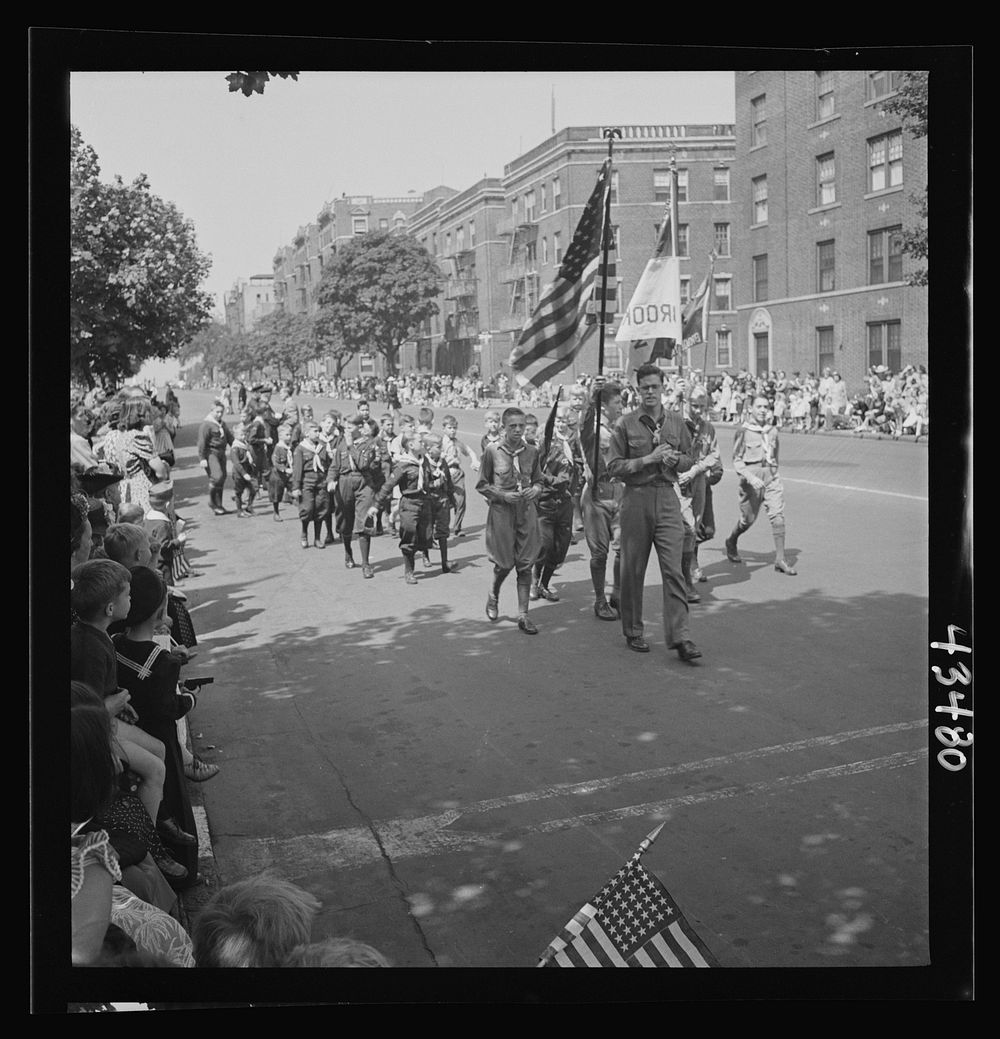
left=509, top=160, right=611, bottom=387
left=538, top=824, right=718, bottom=968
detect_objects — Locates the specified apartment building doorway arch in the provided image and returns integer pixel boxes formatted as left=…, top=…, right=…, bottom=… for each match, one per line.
left=749, top=307, right=772, bottom=376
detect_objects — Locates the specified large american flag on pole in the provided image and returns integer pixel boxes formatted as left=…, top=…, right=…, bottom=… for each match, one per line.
left=537, top=824, right=719, bottom=967
left=509, top=159, right=610, bottom=388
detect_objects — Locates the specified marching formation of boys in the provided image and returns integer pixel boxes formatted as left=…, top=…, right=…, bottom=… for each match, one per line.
left=190, top=372, right=803, bottom=655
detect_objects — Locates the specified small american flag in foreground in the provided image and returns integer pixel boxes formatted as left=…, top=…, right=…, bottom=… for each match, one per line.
left=538, top=824, right=718, bottom=967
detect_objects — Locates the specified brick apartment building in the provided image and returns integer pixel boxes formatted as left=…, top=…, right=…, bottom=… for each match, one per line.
left=222, top=274, right=275, bottom=336
left=733, top=70, right=928, bottom=386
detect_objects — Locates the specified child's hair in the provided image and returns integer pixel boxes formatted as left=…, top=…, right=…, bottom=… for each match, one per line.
left=423, top=431, right=443, bottom=447
left=70, top=559, right=131, bottom=620
left=303, top=421, right=320, bottom=433
left=501, top=407, right=525, bottom=425
left=277, top=424, right=293, bottom=438
left=325, top=410, right=342, bottom=424
left=399, top=413, right=417, bottom=427
left=116, top=504, right=145, bottom=526
left=596, top=381, right=624, bottom=406
left=400, top=431, right=423, bottom=452
left=70, top=703, right=118, bottom=823
left=484, top=410, right=500, bottom=422
left=418, top=407, right=434, bottom=425
left=442, top=414, right=458, bottom=427
left=192, top=874, right=321, bottom=968
left=116, top=396, right=149, bottom=431
left=102, top=523, right=149, bottom=566
left=381, top=413, right=394, bottom=423
left=281, top=937, right=391, bottom=968
left=524, top=414, right=539, bottom=426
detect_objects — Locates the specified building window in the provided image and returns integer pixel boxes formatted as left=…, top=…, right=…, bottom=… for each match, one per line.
left=610, top=170, right=620, bottom=204
left=869, top=226, right=904, bottom=284
left=469, top=221, right=476, bottom=249
left=715, top=329, right=732, bottom=368
left=676, top=169, right=688, bottom=203
left=817, top=239, right=836, bottom=292
left=817, top=326, right=836, bottom=374
left=680, top=277, right=690, bottom=306
left=431, top=232, right=437, bottom=255
left=352, top=216, right=368, bottom=235
left=512, top=197, right=519, bottom=220
left=712, top=276, right=731, bottom=311
left=359, top=352, right=375, bottom=376
left=816, top=70, right=836, bottom=120
left=525, top=241, right=537, bottom=269
left=752, top=254, right=768, bottom=302
left=751, top=94, right=767, bottom=147
left=714, top=223, right=731, bottom=257
left=379, top=217, right=389, bottom=230
left=868, top=319, right=902, bottom=371
left=553, top=231, right=562, bottom=265
left=541, top=181, right=549, bottom=213
left=868, top=131, right=903, bottom=192
left=394, top=214, right=406, bottom=229
left=552, top=177, right=561, bottom=210
left=654, top=168, right=672, bottom=202
left=541, top=236, right=548, bottom=265
left=610, top=224, right=621, bottom=257
left=445, top=232, right=452, bottom=255
left=525, top=189, right=537, bottom=222
left=677, top=224, right=689, bottom=257
left=817, top=152, right=836, bottom=206
left=713, top=168, right=730, bottom=201
left=866, top=70, right=900, bottom=102
left=456, top=226, right=465, bottom=252
left=752, top=176, right=768, bottom=224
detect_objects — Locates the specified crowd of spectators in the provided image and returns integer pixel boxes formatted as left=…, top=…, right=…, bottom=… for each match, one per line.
left=68, top=381, right=391, bottom=969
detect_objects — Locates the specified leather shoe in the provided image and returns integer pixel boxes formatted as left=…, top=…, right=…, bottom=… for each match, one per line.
left=153, top=856, right=189, bottom=881
left=537, top=584, right=560, bottom=602
left=609, top=596, right=620, bottom=612
left=184, top=758, right=219, bottom=782
left=158, top=818, right=197, bottom=846
left=517, top=615, right=539, bottom=635
left=486, top=595, right=499, bottom=622
left=725, top=537, right=743, bottom=563
left=344, top=556, right=356, bottom=569
left=300, top=537, right=310, bottom=549
left=626, top=636, right=650, bottom=653
left=774, top=560, right=798, bottom=575
left=405, top=572, right=418, bottom=585
left=594, top=600, right=618, bottom=621
left=686, top=587, right=702, bottom=603
left=362, top=565, right=375, bottom=579
left=314, top=537, right=326, bottom=549
left=672, top=640, right=703, bottom=663
left=441, top=563, right=458, bottom=574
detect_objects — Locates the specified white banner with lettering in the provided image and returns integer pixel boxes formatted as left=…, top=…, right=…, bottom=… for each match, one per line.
left=615, top=256, right=682, bottom=344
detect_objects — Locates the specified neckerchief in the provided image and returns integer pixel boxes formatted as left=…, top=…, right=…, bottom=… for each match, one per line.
left=203, top=414, right=224, bottom=434
left=638, top=411, right=664, bottom=437
left=499, top=441, right=525, bottom=480
left=231, top=436, right=249, bottom=452
left=555, top=432, right=575, bottom=467
left=426, top=454, right=445, bottom=485
left=299, top=440, right=325, bottom=472
left=742, top=421, right=776, bottom=465
left=398, top=452, right=425, bottom=490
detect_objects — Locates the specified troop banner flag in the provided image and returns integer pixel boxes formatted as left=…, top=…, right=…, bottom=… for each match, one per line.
left=537, top=824, right=719, bottom=968
left=509, top=160, right=610, bottom=388
left=615, top=255, right=683, bottom=353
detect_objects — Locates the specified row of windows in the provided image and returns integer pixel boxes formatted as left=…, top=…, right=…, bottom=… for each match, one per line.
left=813, top=321, right=902, bottom=372
left=751, top=71, right=901, bottom=144
left=750, top=226, right=904, bottom=300
left=749, top=129, right=902, bottom=226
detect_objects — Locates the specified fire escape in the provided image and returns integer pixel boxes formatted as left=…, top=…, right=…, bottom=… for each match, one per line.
left=498, top=205, right=539, bottom=335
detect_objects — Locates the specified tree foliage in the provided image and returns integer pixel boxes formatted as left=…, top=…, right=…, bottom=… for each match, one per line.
left=881, top=71, right=929, bottom=286
left=71, top=126, right=214, bottom=387
left=226, top=71, right=299, bottom=97
left=248, top=310, right=319, bottom=380
left=313, top=231, right=441, bottom=377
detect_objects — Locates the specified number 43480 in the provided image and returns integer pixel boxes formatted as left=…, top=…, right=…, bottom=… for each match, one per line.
left=930, top=625, right=973, bottom=772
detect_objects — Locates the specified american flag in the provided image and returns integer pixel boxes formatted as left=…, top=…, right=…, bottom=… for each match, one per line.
left=509, top=160, right=610, bottom=388
left=681, top=250, right=718, bottom=345
left=538, top=824, right=718, bottom=968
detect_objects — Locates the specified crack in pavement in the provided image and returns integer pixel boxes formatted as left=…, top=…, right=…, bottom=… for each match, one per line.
left=293, top=699, right=439, bottom=966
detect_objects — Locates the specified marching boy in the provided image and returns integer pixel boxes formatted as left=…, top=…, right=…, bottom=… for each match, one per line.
left=476, top=407, right=545, bottom=635
left=422, top=432, right=459, bottom=574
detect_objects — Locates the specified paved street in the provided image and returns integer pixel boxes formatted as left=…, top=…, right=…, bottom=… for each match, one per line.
left=171, top=389, right=929, bottom=971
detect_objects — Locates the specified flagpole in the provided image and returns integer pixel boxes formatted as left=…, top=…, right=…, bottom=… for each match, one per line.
left=701, top=251, right=716, bottom=379
left=670, top=151, right=681, bottom=378
left=593, top=127, right=621, bottom=483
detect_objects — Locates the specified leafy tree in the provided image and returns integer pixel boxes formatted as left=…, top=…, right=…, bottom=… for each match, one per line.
left=313, top=231, right=441, bottom=377
left=249, top=310, right=320, bottom=382
left=71, top=126, right=214, bottom=387
left=881, top=71, right=928, bottom=287
left=312, top=308, right=359, bottom=381
left=226, top=71, right=299, bottom=97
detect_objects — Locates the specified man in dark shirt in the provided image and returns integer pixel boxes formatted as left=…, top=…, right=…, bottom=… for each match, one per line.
left=605, top=364, right=701, bottom=663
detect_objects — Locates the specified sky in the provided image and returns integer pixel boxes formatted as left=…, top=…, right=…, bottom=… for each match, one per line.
left=70, top=70, right=736, bottom=320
